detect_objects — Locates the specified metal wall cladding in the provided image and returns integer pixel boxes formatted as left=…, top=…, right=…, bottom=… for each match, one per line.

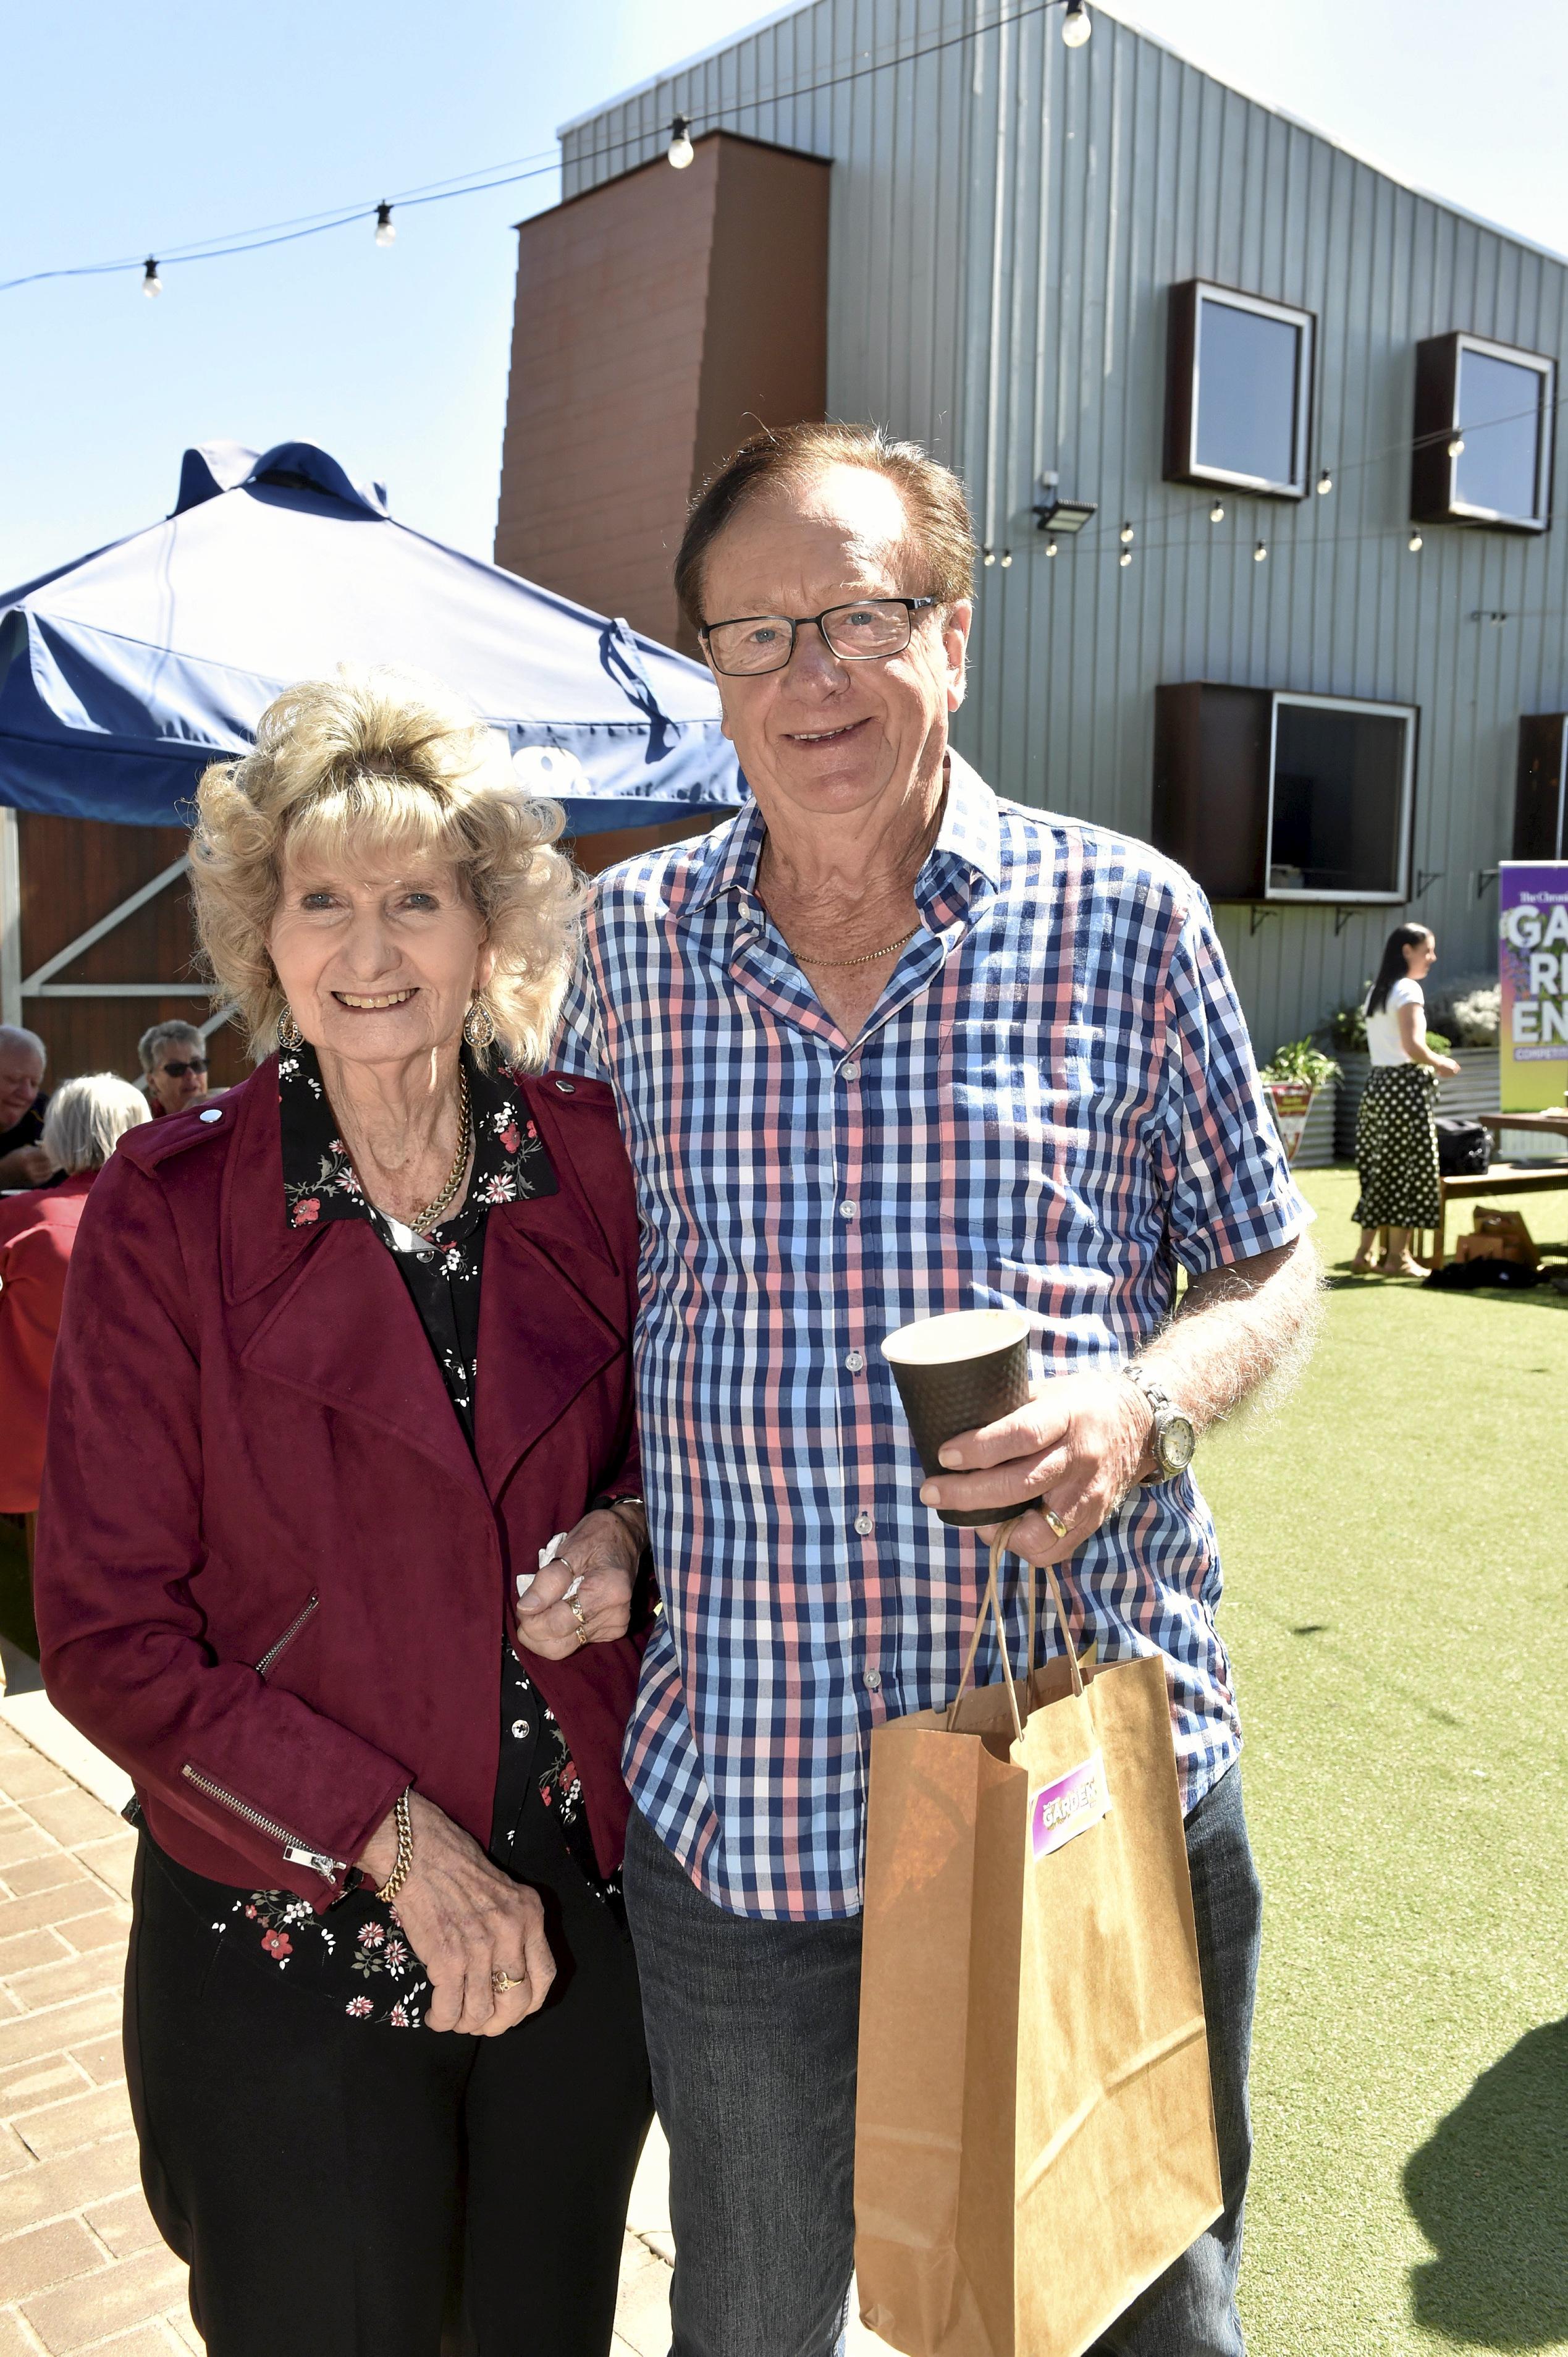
left=562, top=0, right=1568, bottom=1057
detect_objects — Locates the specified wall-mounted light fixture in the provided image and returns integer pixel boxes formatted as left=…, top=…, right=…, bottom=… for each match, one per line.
left=1033, top=474, right=1097, bottom=536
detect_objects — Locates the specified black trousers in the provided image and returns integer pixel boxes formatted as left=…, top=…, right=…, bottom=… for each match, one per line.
left=125, top=1798, right=651, bottom=2357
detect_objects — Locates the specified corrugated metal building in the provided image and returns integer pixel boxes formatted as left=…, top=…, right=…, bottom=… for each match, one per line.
left=497, top=0, right=1568, bottom=1057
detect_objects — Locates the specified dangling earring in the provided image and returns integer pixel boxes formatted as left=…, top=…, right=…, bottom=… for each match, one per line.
left=463, top=996, right=497, bottom=1057
left=277, top=1007, right=303, bottom=1052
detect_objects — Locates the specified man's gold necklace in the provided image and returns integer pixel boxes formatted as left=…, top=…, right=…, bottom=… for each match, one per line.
left=794, top=929, right=919, bottom=969
left=360, top=1065, right=473, bottom=1234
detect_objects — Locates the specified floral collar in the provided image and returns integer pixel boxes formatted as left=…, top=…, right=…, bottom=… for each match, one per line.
left=278, top=1042, right=558, bottom=1236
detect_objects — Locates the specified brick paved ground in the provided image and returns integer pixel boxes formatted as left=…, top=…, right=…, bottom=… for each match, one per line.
left=0, top=1704, right=680, bottom=2356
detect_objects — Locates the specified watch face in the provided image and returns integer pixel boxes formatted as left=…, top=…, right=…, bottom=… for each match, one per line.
left=1156, top=1411, right=1196, bottom=1475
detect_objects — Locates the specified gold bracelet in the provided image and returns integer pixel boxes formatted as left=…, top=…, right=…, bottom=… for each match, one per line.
left=374, top=1789, right=413, bottom=1906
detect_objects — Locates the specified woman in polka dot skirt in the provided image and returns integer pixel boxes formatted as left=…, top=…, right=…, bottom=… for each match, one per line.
left=1352, top=923, right=1461, bottom=1276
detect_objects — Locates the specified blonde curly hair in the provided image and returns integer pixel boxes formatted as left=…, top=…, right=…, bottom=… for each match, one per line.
left=190, top=669, right=582, bottom=1069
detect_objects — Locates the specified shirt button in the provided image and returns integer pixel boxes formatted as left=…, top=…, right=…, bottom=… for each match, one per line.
left=511, top=1718, right=531, bottom=1740
left=840, top=1200, right=858, bottom=1221
left=841, top=1062, right=859, bottom=1081
left=845, top=1349, right=865, bottom=1373
left=864, top=1668, right=883, bottom=1692
left=854, top=1511, right=874, bottom=1536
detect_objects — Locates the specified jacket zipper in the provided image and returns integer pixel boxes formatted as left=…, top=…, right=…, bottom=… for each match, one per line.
left=180, top=1764, right=344, bottom=1880
left=255, top=1593, right=319, bottom=1678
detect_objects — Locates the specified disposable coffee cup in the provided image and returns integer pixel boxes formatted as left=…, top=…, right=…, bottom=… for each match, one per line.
left=882, top=1308, right=1034, bottom=1528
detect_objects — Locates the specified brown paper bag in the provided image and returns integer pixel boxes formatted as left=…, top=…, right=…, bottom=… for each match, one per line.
left=854, top=1534, right=1222, bottom=2357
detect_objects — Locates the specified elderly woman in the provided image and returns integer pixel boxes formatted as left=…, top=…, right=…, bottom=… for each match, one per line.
left=137, top=1018, right=212, bottom=1118
left=35, top=672, right=652, bottom=2357
left=0, top=1075, right=150, bottom=1546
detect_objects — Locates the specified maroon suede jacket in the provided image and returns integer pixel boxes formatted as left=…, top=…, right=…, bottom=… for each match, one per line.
left=34, top=1057, right=646, bottom=1910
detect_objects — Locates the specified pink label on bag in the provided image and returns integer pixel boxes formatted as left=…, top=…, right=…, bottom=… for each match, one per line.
left=1029, top=1751, right=1111, bottom=1862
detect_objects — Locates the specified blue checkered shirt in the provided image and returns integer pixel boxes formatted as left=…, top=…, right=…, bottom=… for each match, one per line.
left=554, top=755, right=1309, bottom=1919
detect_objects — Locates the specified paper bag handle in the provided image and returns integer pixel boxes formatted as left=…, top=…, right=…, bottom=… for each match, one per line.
left=943, top=1520, right=1084, bottom=1741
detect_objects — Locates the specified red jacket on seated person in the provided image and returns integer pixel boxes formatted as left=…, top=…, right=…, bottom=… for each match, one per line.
left=0, top=1172, right=95, bottom=1515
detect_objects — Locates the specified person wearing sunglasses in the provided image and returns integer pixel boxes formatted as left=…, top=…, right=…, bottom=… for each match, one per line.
left=137, top=1020, right=213, bottom=1118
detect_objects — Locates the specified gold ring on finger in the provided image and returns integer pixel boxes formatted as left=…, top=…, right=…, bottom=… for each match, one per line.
left=569, top=1596, right=588, bottom=1627
left=491, top=1968, right=524, bottom=1994
left=1042, top=1506, right=1071, bottom=1541
left=575, top=1624, right=591, bottom=1648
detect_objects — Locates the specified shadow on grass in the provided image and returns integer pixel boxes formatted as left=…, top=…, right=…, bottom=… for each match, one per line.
left=1404, top=2018, right=1568, bottom=2346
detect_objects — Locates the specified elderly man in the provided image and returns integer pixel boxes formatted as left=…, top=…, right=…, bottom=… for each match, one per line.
left=137, top=1019, right=211, bottom=1118
left=553, top=423, right=1318, bottom=2357
left=0, top=1027, right=50, bottom=1189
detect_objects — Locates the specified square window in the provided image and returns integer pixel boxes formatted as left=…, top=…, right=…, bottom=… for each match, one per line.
left=1267, top=696, right=1416, bottom=902
left=1165, top=281, right=1315, bottom=499
left=1411, top=332, right=1554, bottom=532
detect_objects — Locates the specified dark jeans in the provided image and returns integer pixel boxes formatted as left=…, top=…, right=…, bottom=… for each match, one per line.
left=126, top=1797, right=651, bottom=2357
left=625, top=1763, right=1262, bottom=2357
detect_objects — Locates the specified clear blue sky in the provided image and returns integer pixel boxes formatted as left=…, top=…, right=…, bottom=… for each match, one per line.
left=2, top=0, right=1564, bottom=592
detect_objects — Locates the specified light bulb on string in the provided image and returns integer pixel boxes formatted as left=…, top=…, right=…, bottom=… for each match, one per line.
left=668, top=116, right=695, bottom=169
left=1208, top=500, right=1224, bottom=523
left=1061, top=1, right=1092, bottom=46
left=1408, top=531, right=1423, bottom=552
left=1448, top=434, right=1465, bottom=458
left=1118, top=549, right=1132, bottom=569
left=1045, top=536, right=1059, bottom=557
left=141, top=256, right=162, bottom=298
left=1119, top=522, right=1134, bottom=545
left=1254, top=541, right=1268, bottom=562
left=1316, top=470, right=1333, bottom=495
left=1000, top=549, right=1013, bottom=569
left=374, top=202, right=395, bottom=248
left=982, top=546, right=995, bottom=567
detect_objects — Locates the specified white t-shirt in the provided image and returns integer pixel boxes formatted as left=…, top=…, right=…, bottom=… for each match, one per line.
left=1365, top=976, right=1423, bottom=1065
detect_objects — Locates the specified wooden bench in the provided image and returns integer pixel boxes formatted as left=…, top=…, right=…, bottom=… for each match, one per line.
left=1428, top=1163, right=1568, bottom=1268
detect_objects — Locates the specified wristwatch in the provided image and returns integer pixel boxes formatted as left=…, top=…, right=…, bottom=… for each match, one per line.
left=1121, top=1365, right=1196, bottom=1483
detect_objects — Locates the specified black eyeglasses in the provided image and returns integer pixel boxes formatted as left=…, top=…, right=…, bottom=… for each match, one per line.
left=159, top=1058, right=207, bottom=1078
left=699, top=596, right=939, bottom=677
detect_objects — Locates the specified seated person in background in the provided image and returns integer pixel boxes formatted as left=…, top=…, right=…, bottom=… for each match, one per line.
left=138, top=1019, right=212, bottom=1118
left=0, top=1074, right=150, bottom=1551
left=0, top=1026, right=50, bottom=1189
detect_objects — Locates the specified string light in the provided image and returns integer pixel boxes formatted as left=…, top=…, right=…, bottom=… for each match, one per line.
left=1000, top=549, right=1013, bottom=567
left=1045, top=536, right=1059, bottom=556
left=1408, top=531, right=1423, bottom=552
left=1316, top=470, right=1333, bottom=494
left=1448, top=434, right=1465, bottom=457
left=1254, top=541, right=1268, bottom=562
left=374, top=202, right=395, bottom=248
left=1208, top=500, right=1224, bottom=523
left=1119, top=522, right=1134, bottom=545
left=1119, top=548, right=1132, bottom=568
left=667, top=116, right=695, bottom=169
left=1061, top=1, right=1092, bottom=46
left=141, top=256, right=161, bottom=298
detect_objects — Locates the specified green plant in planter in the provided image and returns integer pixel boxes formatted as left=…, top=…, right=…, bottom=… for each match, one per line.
left=1325, top=994, right=1370, bottom=1052
left=1262, top=1038, right=1342, bottom=1087
left=1425, top=1030, right=1451, bottom=1054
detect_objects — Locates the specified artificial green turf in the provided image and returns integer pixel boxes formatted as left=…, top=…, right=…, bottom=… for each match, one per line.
left=1209, top=1166, right=1568, bottom=2355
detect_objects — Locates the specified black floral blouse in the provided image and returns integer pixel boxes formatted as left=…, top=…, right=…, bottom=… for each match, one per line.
left=152, top=1043, right=620, bottom=2029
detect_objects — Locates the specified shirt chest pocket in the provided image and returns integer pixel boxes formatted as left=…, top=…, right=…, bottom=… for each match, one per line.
left=934, top=1015, right=1153, bottom=1275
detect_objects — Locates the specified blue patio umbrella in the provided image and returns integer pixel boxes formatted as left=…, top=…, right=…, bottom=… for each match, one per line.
left=0, top=440, right=743, bottom=836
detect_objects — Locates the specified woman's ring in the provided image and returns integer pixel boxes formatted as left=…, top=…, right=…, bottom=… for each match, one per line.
left=1042, top=1506, right=1071, bottom=1541
left=575, top=1624, right=591, bottom=1648
left=491, top=1968, right=524, bottom=1994
left=569, top=1595, right=588, bottom=1628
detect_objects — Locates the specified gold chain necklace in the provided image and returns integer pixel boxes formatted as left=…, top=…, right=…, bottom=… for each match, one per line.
left=795, top=928, right=919, bottom=970
left=397, top=1065, right=473, bottom=1234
